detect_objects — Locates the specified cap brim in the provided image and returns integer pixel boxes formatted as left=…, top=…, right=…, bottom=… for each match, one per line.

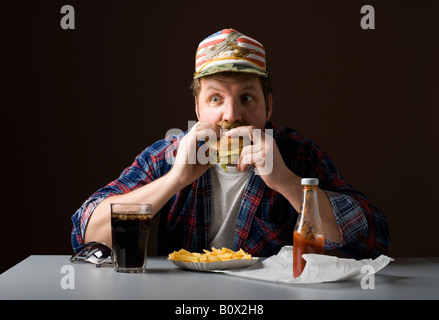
left=193, top=62, right=268, bottom=79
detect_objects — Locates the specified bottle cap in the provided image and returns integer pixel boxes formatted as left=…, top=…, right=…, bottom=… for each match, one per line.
left=301, top=178, right=319, bottom=186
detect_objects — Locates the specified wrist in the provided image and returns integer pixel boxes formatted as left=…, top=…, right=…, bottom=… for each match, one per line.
left=271, top=169, right=302, bottom=210
left=270, top=167, right=299, bottom=191
left=165, top=168, right=188, bottom=193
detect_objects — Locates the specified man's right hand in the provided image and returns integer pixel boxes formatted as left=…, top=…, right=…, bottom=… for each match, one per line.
left=168, top=121, right=220, bottom=188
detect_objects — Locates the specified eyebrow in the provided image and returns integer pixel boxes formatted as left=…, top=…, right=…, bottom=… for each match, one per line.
left=205, top=85, right=223, bottom=93
left=240, top=85, right=258, bottom=92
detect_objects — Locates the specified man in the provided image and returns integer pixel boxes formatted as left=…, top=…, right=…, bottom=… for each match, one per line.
left=71, top=28, right=390, bottom=258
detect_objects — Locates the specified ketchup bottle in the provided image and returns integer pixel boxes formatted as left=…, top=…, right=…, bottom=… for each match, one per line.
left=293, top=178, right=324, bottom=278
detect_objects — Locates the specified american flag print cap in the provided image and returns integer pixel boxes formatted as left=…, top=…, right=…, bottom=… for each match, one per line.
left=194, top=28, right=268, bottom=79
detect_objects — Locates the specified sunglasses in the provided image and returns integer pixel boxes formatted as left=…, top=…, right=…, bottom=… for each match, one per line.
left=70, top=242, right=112, bottom=267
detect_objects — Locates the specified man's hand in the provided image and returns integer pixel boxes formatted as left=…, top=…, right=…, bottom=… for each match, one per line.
left=225, top=125, right=296, bottom=193
left=169, top=121, right=220, bottom=188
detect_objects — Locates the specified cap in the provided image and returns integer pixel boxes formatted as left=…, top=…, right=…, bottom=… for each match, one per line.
left=301, top=178, right=319, bottom=186
left=194, top=28, right=269, bottom=79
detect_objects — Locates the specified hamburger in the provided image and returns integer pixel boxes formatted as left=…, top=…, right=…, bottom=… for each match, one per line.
left=205, top=120, right=250, bottom=172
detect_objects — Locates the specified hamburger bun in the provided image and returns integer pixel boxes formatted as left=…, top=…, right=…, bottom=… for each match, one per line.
left=205, top=120, right=250, bottom=171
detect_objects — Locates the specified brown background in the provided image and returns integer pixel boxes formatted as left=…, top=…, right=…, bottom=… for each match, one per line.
left=1, top=0, right=438, bottom=273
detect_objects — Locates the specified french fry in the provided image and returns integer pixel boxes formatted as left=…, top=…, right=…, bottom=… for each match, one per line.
left=168, top=247, right=252, bottom=263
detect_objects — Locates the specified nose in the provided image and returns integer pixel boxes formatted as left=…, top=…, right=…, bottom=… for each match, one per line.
left=222, top=97, right=242, bottom=122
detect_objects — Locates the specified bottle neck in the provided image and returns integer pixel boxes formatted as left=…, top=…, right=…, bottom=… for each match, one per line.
left=301, top=185, right=319, bottom=217
left=302, top=185, right=318, bottom=199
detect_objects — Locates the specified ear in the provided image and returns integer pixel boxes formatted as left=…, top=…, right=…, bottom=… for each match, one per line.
left=194, top=98, right=201, bottom=120
left=266, top=94, right=273, bottom=121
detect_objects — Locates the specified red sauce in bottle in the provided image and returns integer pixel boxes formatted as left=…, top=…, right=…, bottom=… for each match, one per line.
left=293, top=231, right=324, bottom=278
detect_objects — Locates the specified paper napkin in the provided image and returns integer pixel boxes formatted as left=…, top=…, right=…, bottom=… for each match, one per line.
left=215, top=246, right=393, bottom=284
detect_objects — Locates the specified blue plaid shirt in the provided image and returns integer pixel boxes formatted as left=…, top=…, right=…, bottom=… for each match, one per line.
left=71, top=122, right=390, bottom=258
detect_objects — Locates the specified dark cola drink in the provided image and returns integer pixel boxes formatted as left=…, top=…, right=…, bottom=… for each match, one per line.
left=110, top=204, right=152, bottom=273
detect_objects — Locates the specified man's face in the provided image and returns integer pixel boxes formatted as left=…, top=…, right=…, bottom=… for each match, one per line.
left=195, top=74, right=272, bottom=130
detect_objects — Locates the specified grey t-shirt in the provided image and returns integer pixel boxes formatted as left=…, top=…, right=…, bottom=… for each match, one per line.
left=208, top=164, right=250, bottom=249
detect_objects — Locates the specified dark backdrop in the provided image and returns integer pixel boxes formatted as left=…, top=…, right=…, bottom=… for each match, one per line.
left=1, top=0, right=438, bottom=273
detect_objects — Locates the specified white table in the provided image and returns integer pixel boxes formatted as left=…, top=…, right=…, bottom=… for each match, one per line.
left=0, top=256, right=438, bottom=300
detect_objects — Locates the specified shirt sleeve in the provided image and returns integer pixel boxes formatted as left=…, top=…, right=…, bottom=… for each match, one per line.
left=310, top=141, right=391, bottom=258
left=70, top=136, right=178, bottom=252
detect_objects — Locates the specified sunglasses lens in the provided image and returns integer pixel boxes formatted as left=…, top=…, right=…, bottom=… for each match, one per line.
left=70, top=242, right=112, bottom=264
left=86, top=245, right=112, bottom=264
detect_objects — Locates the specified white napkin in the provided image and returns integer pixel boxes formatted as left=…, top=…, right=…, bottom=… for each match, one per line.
left=215, top=246, right=393, bottom=284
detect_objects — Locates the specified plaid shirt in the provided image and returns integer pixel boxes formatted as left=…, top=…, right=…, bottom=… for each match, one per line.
left=71, top=122, right=390, bottom=258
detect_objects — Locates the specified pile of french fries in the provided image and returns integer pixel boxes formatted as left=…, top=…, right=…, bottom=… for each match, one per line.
left=168, top=247, right=252, bottom=263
